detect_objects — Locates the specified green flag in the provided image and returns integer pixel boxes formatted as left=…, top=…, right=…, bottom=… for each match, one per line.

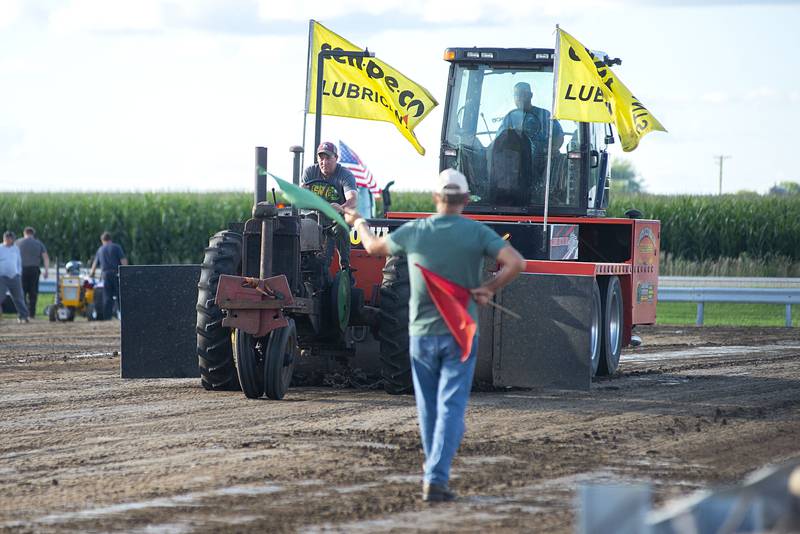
left=268, top=172, right=349, bottom=230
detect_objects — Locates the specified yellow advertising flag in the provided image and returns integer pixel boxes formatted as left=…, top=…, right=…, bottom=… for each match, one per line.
left=553, top=28, right=666, bottom=151
left=608, top=74, right=668, bottom=152
left=307, top=21, right=438, bottom=155
left=553, top=30, right=614, bottom=124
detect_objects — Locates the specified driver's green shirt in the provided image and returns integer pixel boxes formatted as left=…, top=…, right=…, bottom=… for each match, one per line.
left=385, top=214, right=507, bottom=337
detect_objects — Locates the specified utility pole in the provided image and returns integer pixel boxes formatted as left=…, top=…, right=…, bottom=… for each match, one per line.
left=714, top=155, right=731, bottom=195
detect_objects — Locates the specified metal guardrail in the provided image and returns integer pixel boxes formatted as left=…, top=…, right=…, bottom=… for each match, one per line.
left=659, top=276, right=800, bottom=327
left=40, top=279, right=56, bottom=293
left=659, top=276, right=800, bottom=289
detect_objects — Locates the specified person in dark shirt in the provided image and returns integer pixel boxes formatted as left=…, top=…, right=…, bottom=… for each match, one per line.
left=498, top=82, right=564, bottom=152
left=89, top=232, right=128, bottom=320
left=15, top=227, right=49, bottom=318
left=496, top=82, right=566, bottom=200
left=301, top=141, right=357, bottom=271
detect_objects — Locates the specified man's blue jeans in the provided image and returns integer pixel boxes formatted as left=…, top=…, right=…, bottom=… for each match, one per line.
left=409, top=334, right=478, bottom=486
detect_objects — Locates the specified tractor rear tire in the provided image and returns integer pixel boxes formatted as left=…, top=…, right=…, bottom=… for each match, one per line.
left=597, top=275, right=623, bottom=376
left=196, top=230, right=242, bottom=391
left=377, top=256, right=413, bottom=395
left=589, top=278, right=602, bottom=377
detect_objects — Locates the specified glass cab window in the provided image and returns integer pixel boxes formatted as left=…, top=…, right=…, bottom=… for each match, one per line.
left=443, top=64, right=585, bottom=214
left=588, top=122, right=610, bottom=211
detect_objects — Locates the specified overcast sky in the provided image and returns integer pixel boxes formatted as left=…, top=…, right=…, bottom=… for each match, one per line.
left=1, top=0, right=798, bottom=194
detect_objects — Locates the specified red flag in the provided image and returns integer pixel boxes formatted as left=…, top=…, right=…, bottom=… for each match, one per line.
left=415, top=263, right=476, bottom=362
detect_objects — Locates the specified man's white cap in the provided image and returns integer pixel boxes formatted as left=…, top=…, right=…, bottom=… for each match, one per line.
left=436, top=168, right=469, bottom=195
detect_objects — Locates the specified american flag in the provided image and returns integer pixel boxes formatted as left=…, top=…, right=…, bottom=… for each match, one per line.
left=338, top=141, right=381, bottom=195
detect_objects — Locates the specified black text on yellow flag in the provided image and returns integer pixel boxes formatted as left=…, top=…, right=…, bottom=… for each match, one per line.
left=307, top=21, right=438, bottom=155
left=553, top=28, right=666, bottom=152
left=553, top=29, right=615, bottom=124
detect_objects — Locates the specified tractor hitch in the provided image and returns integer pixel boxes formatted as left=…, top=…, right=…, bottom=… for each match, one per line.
left=215, top=274, right=295, bottom=338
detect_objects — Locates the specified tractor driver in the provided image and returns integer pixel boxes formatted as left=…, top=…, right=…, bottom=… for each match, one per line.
left=301, top=141, right=357, bottom=271
left=498, top=81, right=564, bottom=154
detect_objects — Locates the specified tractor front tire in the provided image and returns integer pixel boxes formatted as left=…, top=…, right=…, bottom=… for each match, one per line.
left=264, top=319, right=298, bottom=400
left=233, top=329, right=265, bottom=399
left=196, top=230, right=243, bottom=391
left=377, top=256, right=413, bottom=395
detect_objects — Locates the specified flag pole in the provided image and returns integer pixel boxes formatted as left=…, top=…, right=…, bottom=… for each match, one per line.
left=301, top=19, right=314, bottom=170
left=314, top=49, right=374, bottom=154
left=314, top=49, right=325, bottom=153
left=485, top=299, right=521, bottom=320
left=542, top=24, right=560, bottom=253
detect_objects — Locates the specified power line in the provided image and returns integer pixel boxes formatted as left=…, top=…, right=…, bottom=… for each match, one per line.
left=714, top=155, right=732, bottom=195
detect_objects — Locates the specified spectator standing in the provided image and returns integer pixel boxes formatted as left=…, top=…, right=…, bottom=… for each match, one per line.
left=0, top=230, right=30, bottom=323
left=89, top=232, right=128, bottom=320
left=344, top=169, right=525, bottom=502
left=15, top=227, right=49, bottom=318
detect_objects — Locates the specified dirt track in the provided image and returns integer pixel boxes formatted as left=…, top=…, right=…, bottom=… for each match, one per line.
left=1, top=319, right=799, bottom=533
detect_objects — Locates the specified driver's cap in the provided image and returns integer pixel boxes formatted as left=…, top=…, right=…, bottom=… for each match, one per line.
left=316, top=141, right=338, bottom=158
left=436, top=168, right=469, bottom=195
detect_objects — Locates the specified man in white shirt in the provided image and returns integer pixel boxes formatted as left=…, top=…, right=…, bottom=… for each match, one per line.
left=0, top=231, right=30, bottom=323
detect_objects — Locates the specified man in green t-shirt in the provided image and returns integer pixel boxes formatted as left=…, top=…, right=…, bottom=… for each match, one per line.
left=344, top=169, right=525, bottom=502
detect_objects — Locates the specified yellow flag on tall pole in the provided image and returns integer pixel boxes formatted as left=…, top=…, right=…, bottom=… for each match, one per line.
left=553, top=28, right=666, bottom=151
left=553, top=30, right=614, bottom=124
left=307, top=21, right=438, bottom=155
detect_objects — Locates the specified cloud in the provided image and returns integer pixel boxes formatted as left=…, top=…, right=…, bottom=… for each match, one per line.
left=162, top=0, right=285, bottom=35
left=701, top=87, right=797, bottom=105
left=0, top=0, right=21, bottom=29
left=44, top=0, right=272, bottom=36
left=257, top=0, right=401, bottom=22
left=254, top=0, right=610, bottom=25
left=631, top=0, right=799, bottom=5
left=48, top=0, right=163, bottom=33
left=7, top=0, right=621, bottom=36
left=701, top=91, right=730, bottom=104
left=0, top=124, right=24, bottom=157
left=744, top=86, right=778, bottom=101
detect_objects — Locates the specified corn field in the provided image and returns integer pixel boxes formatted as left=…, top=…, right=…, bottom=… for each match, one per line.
left=1, top=192, right=798, bottom=270
left=0, top=193, right=252, bottom=265
left=609, top=193, right=800, bottom=261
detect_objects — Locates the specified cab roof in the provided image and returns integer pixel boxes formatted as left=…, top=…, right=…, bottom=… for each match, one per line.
left=443, top=48, right=555, bottom=64
left=443, top=47, right=620, bottom=67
